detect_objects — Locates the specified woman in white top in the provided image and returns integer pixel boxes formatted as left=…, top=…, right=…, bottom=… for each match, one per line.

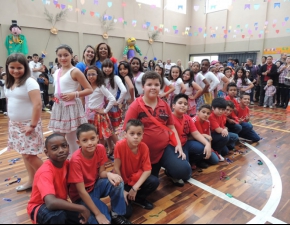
left=192, top=62, right=210, bottom=110
left=48, top=45, right=93, bottom=153
left=155, top=63, right=175, bottom=100
left=167, top=65, right=186, bottom=106
left=4, top=53, right=43, bottom=192
left=130, top=57, right=144, bottom=97
left=199, top=59, right=220, bottom=104
left=182, top=69, right=203, bottom=116
left=85, top=65, right=116, bottom=147
left=102, top=59, right=127, bottom=127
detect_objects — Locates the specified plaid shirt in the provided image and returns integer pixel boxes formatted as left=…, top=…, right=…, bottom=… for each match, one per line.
left=279, top=65, right=290, bottom=84
left=264, top=85, right=276, bottom=96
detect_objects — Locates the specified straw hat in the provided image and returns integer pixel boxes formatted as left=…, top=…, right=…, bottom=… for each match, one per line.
left=50, top=27, right=58, bottom=35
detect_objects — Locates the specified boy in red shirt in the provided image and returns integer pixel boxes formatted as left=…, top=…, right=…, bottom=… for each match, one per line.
left=172, top=94, right=217, bottom=169
left=237, top=93, right=260, bottom=142
left=123, top=71, right=191, bottom=187
left=225, top=101, right=243, bottom=135
left=192, top=104, right=219, bottom=165
left=114, top=119, right=159, bottom=211
left=208, top=98, right=230, bottom=159
left=225, top=83, right=239, bottom=113
left=68, top=124, right=131, bottom=224
left=27, top=133, right=90, bottom=224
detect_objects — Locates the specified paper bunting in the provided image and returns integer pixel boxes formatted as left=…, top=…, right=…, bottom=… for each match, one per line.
left=90, top=11, right=94, bottom=17
left=107, top=2, right=112, bottom=7
left=118, top=18, right=123, bottom=22
left=189, top=33, right=193, bottom=37
left=282, top=22, right=286, bottom=26
left=61, top=4, right=66, bottom=9
left=259, top=34, right=262, bottom=38
left=233, top=35, right=236, bottom=38
left=203, top=33, right=207, bottom=38
left=175, top=30, right=179, bottom=34
left=164, top=28, right=170, bottom=33
left=53, top=0, right=58, bottom=5
left=248, top=29, right=252, bottom=34
left=194, top=5, right=199, bottom=11
left=146, top=22, right=151, bottom=27
left=224, top=35, right=227, bottom=38
left=178, top=5, right=183, bottom=10
left=245, top=24, right=249, bottom=28
left=254, top=4, right=260, bottom=10
left=185, top=27, right=190, bottom=31
left=94, top=0, right=98, bottom=4
left=123, top=21, right=127, bottom=25
left=244, top=4, right=250, bottom=9
left=80, top=0, right=85, bottom=5
left=254, top=22, right=258, bottom=27
left=132, top=20, right=137, bottom=27
left=75, top=8, right=80, bottom=12
left=173, top=26, right=177, bottom=30
left=273, top=19, right=277, bottom=23
left=68, top=5, right=73, bottom=11
left=287, top=28, right=290, bottom=33
left=95, top=12, right=100, bottom=17
left=276, top=29, right=280, bottom=34
left=242, top=35, right=245, bottom=38
left=210, top=5, right=216, bottom=9
left=67, top=0, right=72, bottom=2
left=285, top=17, right=289, bottom=22
left=81, top=9, right=86, bottom=15
left=142, top=24, right=147, bottom=29
left=122, top=2, right=126, bottom=7
left=274, top=2, right=280, bottom=8
left=159, top=24, right=164, bottom=28
left=255, top=27, right=258, bottom=31
left=198, top=27, right=202, bottom=33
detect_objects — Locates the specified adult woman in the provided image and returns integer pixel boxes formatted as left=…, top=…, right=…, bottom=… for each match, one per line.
left=148, top=60, right=155, bottom=71
left=75, top=45, right=96, bottom=73
left=95, top=43, right=118, bottom=75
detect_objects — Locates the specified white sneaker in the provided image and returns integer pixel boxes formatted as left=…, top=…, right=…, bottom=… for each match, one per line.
left=263, top=105, right=267, bottom=108
left=250, top=101, right=254, bottom=105
left=3, top=112, right=7, bottom=116
left=270, top=106, right=273, bottom=109
left=219, top=154, right=225, bottom=162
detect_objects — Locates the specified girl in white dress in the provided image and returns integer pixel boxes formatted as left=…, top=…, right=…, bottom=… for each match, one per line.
left=49, top=45, right=93, bottom=153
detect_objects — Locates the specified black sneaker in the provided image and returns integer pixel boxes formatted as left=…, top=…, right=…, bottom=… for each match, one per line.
left=196, top=161, right=209, bottom=169
left=133, top=199, right=154, bottom=210
left=111, top=215, right=132, bottom=224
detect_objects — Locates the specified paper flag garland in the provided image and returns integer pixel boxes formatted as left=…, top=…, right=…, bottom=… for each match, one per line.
left=254, top=4, right=260, bottom=10
left=80, top=0, right=85, bottom=5
left=107, top=2, right=112, bottom=7
left=285, top=17, right=289, bottom=22
left=194, top=5, right=199, bottom=11
left=198, top=27, right=202, bottom=32
left=274, top=3, right=280, bottom=8
left=244, top=4, right=250, bottom=9
left=173, top=26, right=177, bottom=30
left=94, top=0, right=98, bottom=4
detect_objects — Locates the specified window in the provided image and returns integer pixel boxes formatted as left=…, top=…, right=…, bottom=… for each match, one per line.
left=136, top=0, right=161, bottom=8
left=166, top=0, right=187, bottom=14
left=190, top=55, right=219, bottom=64
left=206, top=0, right=232, bottom=13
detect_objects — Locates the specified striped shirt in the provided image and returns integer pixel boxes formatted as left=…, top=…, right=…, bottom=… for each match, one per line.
left=264, top=85, right=276, bottom=96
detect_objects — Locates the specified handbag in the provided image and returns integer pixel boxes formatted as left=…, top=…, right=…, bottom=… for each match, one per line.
left=137, top=98, right=177, bottom=147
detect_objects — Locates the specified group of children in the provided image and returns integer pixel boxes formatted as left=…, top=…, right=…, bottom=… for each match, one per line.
left=2, top=44, right=262, bottom=224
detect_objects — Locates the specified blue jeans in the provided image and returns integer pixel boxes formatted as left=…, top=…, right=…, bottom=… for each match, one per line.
left=227, top=132, right=239, bottom=150
left=226, top=122, right=242, bottom=134
left=151, top=144, right=192, bottom=181
left=33, top=204, right=81, bottom=224
left=240, top=122, right=260, bottom=142
left=78, top=178, right=127, bottom=224
left=211, top=132, right=229, bottom=156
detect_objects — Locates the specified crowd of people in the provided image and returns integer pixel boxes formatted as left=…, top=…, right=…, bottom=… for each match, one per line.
left=1, top=42, right=290, bottom=224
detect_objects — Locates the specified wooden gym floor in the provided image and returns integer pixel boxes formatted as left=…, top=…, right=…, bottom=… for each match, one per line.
left=0, top=105, right=290, bottom=224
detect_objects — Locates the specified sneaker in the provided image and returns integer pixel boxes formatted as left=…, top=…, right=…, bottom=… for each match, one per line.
left=250, top=101, right=254, bottom=105
left=270, top=106, right=273, bottom=109
left=111, top=215, right=132, bottom=224
left=164, top=170, right=184, bottom=187
left=219, top=154, right=225, bottom=162
left=133, top=199, right=154, bottom=210
left=263, top=105, right=267, bottom=108
left=43, top=107, right=50, bottom=111
left=3, top=112, right=7, bottom=116
left=196, top=161, right=209, bottom=169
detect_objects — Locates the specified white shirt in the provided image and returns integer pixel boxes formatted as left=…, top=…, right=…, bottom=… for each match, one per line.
left=29, top=61, right=42, bottom=79
left=199, top=71, right=220, bottom=93
left=194, top=73, right=206, bottom=88
left=133, top=72, right=144, bottom=96
left=88, top=85, right=116, bottom=114
left=170, top=78, right=183, bottom=95
left=0, top=79, right=5, bottom=98
left=216, top=72, right=226, bottom=91
left=184, top=82, right=197, bottom=96
left=160, top=77, right=171, bottom=95
left=104, top=76, right=127, bottom=104
left=53, top=68, right=79, bottom=96
left=236, top=78, right=252, bottom=93
left=4, top=78, right=40, bottom=121
left=165, top=63, right=172, bottom=74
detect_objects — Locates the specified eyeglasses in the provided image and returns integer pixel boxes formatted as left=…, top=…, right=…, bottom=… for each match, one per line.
left=87, top=74, right=97, bottom=77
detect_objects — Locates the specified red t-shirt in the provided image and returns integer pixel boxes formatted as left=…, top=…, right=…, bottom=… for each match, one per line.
left=114, top=139, right=152, bottom=186
left=265, top=64, right=273, bottom=82
left=237, top=106, right=250, bottom=122
left=225, top=96, right=239, bottom=111
left=27, top=160, right=69, bottom=216
left=192, top=116, right=210, bottom=135
left=123, top=97, right=174, bottom=164
left=209, top=112, right=226, bottom=131
left=68, top=145, right=108, bottom=202
left=227, top=111, right=239, bottom=123
left=173, top=114, right=197, bottom=146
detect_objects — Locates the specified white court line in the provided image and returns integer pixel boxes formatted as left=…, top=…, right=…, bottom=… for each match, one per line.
left=187, top=142, right=285, bottom=224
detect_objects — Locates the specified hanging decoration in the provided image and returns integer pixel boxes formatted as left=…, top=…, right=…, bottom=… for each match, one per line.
left=123, top=37, right=142, bottom=60
left=148, top=30, right=160, bottom=44
left=44, top=7, right=68, bottom=35
left=99, top=11, right=115, bottom=39
left=5, top=20, right=29, bottom=56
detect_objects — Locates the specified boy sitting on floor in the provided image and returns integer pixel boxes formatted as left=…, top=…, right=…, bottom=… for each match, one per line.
left=27, top=133, right=90, bottom=224
left=114, top=119, right=159, bottom=212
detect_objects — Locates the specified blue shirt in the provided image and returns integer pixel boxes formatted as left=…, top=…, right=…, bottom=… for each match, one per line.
left=95, top=60, right=118, bottom=75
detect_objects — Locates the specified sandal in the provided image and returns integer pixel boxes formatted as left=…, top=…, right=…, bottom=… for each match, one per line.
left=16, top=185, right=32, bottom=192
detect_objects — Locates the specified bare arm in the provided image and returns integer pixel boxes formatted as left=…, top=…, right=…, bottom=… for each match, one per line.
left=72, top=69, right=93, bottom=98
left=221, top=76, right=230, bottom=93
left=190, top=82, right=203, bottom=99
left=44, top=195, right=90, bottom=224
left=180, top=82, right=186, bottom=94
left=191, top=131, right=211, bottom=159
left=124, top=76, right=135, bottom=104
left=162, top=84, right=175, bottom=97
left=202, top=78, right=210, bottom=94
left=168, top=124, right=186, bottom=160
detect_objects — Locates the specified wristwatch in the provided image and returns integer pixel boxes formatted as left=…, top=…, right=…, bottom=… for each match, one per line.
left=30, top=124, right=37, bottom=129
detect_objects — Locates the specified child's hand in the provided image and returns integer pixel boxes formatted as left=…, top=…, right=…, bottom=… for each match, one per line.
left=203, top=144, right=211, bottom=159
left=221, top=129, right=228, bottom=137
left=21, top=126, right=35, bottom=136
left=189, top=95, right=195, bottom=100
left=96, top=109, right=105, bottom=114
left=229, top=119, right=236, bottom=124
left=204, top=134, right=212, bottom=142
left=79, top=206, right=90, bottom=224
left=128, top=187, right=137, bottom=201
left=123, top=191, right=129, bottom=205
left=61, top=92, right=75, bottom=102
left=239, top=117, right=244, bottom=124
left=107, top=172, right=123, bottom=187
left=175, top=145, right=186, bottom=160
left=127, top=98, right=133, bottom=105
left=95, top=213, right=110, bottom=224
left=158, top=93, right=165, bottom=98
